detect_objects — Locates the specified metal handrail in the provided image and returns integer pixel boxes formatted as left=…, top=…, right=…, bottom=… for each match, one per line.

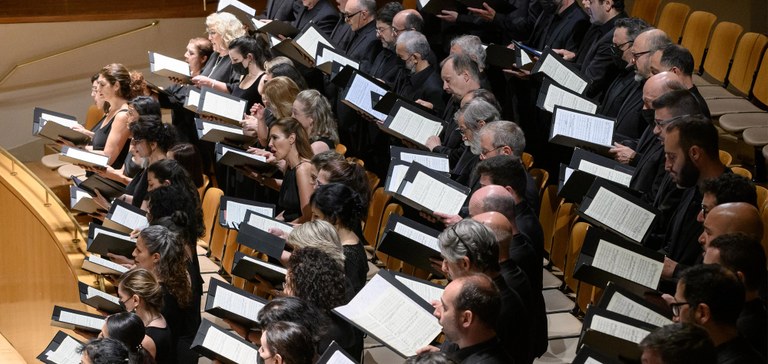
left=0, top=20, right=159, bottom=86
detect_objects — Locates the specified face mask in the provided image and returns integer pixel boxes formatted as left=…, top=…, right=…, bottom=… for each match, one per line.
left=232, top=59, right=249, bottom=75
left=641, top=109, right=655, bottom=126
left=119, top=299, right=128, bottom=312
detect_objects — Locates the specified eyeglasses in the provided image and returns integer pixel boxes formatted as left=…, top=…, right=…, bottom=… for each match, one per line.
left=610, top=40, right=633, bottom=55
left=451, top=225, right=474, bottom=264
left=392, top=26, right=411, bottom=35
left=632, top=50, right=651, bottom=60
left=456, top=127, right=468, bottom=136
left=376, top=26, right=393, bottom=34
left=343, top=10, right=362, bottom=20
left=670, top=301, right=690, bottom=316
left=480, top=146, right=504, bottom=158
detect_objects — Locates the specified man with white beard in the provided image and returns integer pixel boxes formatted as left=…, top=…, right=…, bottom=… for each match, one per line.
left=451, top=98, right=500, bottom=187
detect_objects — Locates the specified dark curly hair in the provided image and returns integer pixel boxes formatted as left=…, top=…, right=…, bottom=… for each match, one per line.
left=310, top=183, right=367, bottom=244
left=315, top=158, right=371, bottom=213
left=257, top=296, right=330, bottom=351
left=287, top=247, right=349, bottom=312
left=139, top=225, right=192, bottom=308
left=168, top=143, right=205, bottom=188
left=147, top=183, right=205, bottom=250
left=129, top=115, right=177, bottom=152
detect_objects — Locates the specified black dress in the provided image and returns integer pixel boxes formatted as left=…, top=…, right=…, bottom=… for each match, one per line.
left=125, top=169, right=148, bottom=208
left=342, top=242, right=368, bottom=294
left=91, top=109, right=130, bottom=169
left=145, top=325, right=174, bottom=364
left=278, top=161, right=307, bottom=222
left=231, top=73, right=265, bottom=111
left=160, top=285, right=200, bottom=364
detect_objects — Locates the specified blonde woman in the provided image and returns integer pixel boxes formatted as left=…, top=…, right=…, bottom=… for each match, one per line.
left=191, top=12, right=246, bottom=91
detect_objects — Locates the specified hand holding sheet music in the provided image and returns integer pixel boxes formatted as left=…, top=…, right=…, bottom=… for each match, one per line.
left=401, top=171, right=467, bottom=215
left=539, top=80, right=598, bottom=114
left=533, top=50, right=589, bottom=94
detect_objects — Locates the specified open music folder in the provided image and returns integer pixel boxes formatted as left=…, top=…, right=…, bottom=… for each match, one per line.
left=58, top=146, right=109, bottom=169
left=185, top=88, right=201, bottom=112
left=316, top=341, right=357, bottom=364
left=38, top=331, right=84, bottom=364
left=192, top=319, right=260, bottom=364
left=197, top=87, right=248, bottom=126
left=271, top=24, right=334, bottom=68
left=86, top=223, right=136, bottom=258
left=217, top=0, right=257, bottom=30
left=32, top=107, right=89, bottom=145
left=550, top=106, right=614, bottom=152
left=372, top=90, right=434, bottom=116
left=392, top=162, right=470, bottom=215
left=215, top=142, right=279, bottom=176
left=252, top=19, right=300, bottom=38
left=596, top=282, right=673, bottom=328
left=82, top=255, right=129, bottom=276
left=103, top=199, right=148, bottom=234
left=537, top=79, right=598, bottom=114
left=235, top=210, right=291, bottom=261
left=390, top=146, right=450, bottom=173
left=388, top=270, right=445, bottom=305
left=340, top=69, right=389, bottom=121
left=73, top=174, right=127, bottom=201
left=573, top=227, right=664, bottom=291
left=577, top=179, right=660, bottom=244
left=332, top=272, right=442, bottom=358
left=377, top=215, right=443, bottom=276
left=417, top=0, right=458, bottom=15
left=380, top=99, right=444, bottom=149
left=204, top=278, right=267, bottom=328
left=69, top=185, right=103, bottom=214
left=148, top=51, right=191, bottom=83
left=485, top=44, right=535, bottom=71
left=51, top=305, right=105, bottom=333
left=231, top=251, right=287, bottom=285
left=196, top=118, right=257, bottom=145
left=580, top=306, right=657, bottom=360
left=531, top=49, right=590, bottom=94
left=315, top=43, right=359, bottom=75
left=569, top=149, right=634, bottom=187
left=385, top=159, right=412, bottom=194
left=78, top=281, right=122, bottom=314
left=219, top=196, right=275, bottom=228
left=571, top=346, right=622, bottom=364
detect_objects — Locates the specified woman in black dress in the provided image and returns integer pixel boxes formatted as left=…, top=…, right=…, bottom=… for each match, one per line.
left=292, top=89, right=339, bottom=154
left=118, top=268, right=174, bottom=364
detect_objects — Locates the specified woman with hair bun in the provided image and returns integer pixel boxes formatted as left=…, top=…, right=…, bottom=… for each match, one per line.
left=99, top=312, right=156, bottom=364
left=259, top=321, right=316, bottom=364
left=118, top=268, right=174, bottom=363
left=292, top=89, right=338, bottom=154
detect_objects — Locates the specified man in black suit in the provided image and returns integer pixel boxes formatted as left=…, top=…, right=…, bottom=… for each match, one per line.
left=293, top=0, right=339, bottom=37
left=369, top=2, right=404, bottom=85
left=265, top=0, right=299, bottom=21
left=342, top=0, right=381, bottom=73
left=650, top=44, right=712, bottom=119
left=394, top=31, right=446, bottom=117
left=329, top=0, right=352, bottom=49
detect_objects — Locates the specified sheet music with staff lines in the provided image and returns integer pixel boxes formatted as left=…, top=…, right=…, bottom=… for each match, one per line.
left=201, top=326, right=259, bottom=364
left=393, top=222, right=440, bottom=251
left=584, top=187, right=654, bottom=242
left=225, top=201, right=273, bottom=225
left=552, top=107, right=613, bottom=146
left=58, top=311, right=104, bottom=331
left=44, top=335, right=82, bottom=364
left=592, top=239, right=662, bottom=289
left=401, top=171, right=466, bottom=214
left=589, top=315, right=651, bottom=344
left=605, top=291, right=672, bottom=327
left=210, top=285, right=263, bottom=322
left=388, top=107, right=443, bottom=146
left=578, top=160, right=632, bottom=186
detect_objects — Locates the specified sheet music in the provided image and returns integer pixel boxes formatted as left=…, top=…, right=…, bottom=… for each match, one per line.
left=63, top=148, right=109, bottom=166
left=241, top=255, right=288, bottom=275
left=316, top=47, right=359, bottom=69
left=93, top=227, right=135, bottom=243
left=211, top=285, right=263, bottom=321
left=397, top=152, right=449, bottom=173
left=592, top=239, right=662, bottom=289
left=59, top=311, right=104, bottom=331
left=584, top=187, right=655, bottom=242
left=606, top=291, right=672, bottom=327
left=552, top=108, right=612, bottom=146
left=418, top=0, right=430, bottom=7
left=578, top=160, right=632, bottom=186
left=519, top=49, right=533, bottom=66
left=295, top=26, right=334, bottom=62
left=217, top=0, right=256, bottom=15
left=326, top=351, right=356, bottom=364
left=538, top=55, right=588, bottom=93
left=187, top=89, right=200, bottom=110
left=246, top=213, right=293, bottom=235
left=345, top=74, right=387, bottom=120
left=334, top=275, right=442, bottom=357
left=202, top=121, right=245, bottom=135
left=387, top=164, right=410, bottom=192
left=251, top=19, right=266, bottom=30
left=225, top=201, right=273, bottom=225
left=589, top=315, right=651, bottom=344
left=86, top=286, right=120, bottom=305
left=73, top=189, right=92, bottom=203
left=87, top=255, right=130, bottom=274
left=401, top=171, right=466, bottom=214
left=201, top=92, right=247, bottom=121
left=150, top=52, right=191, bottom=77
left=45, top=335, right=82, bottom=364
left=221, top=145, right=268, bottom=162
left=41, top=112, right=79, bottom=128
left=563, top=167, right=574, bottom=184
left=584, top=358, right=603, bottom=364
left=388, top=107, right=443, bottom=146
left=201, top=326, right=259, bottom=364
left=543, top=83, right=597, bottom=114
left=394, top=276, right=444, bottom=304
left=110, top=205, right=148, bottom=231
left=393, top=222, right=440, bottom=252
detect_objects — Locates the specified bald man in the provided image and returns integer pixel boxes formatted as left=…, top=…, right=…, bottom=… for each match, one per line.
left=699, top=202, right=764, bottom=250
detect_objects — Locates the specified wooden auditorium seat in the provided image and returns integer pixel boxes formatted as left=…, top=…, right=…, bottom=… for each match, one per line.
left=630, top=0, right=662, bottom=25
left=655, top=2, right=690, bottom=44
left=679, top=11, right=717, bottom=71
left=694, top=22, right=743, bottom=89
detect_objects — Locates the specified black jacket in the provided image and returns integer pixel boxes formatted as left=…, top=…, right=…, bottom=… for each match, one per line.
left=293, top=0, right=339, bottom=37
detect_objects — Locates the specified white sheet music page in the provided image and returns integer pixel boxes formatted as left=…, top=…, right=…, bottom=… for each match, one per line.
left=418, top=0, right=430, bottom=8
left=111, top=205, right=148, bottom=231
left=211, top=285, right=263, bottom=321
left=45, top=335, right=82, bottom=364
left=552, top=108, right=612, bottom=147
left=86, top=286, right=120, bottom=305
left=225, top=201, right=273, bottom=225
left=221, top=145, right=268, bottom=162
left=394, top=276, right=444, bottom=305
left=345, top=75, right=388, bottom=120
left=86, top=256, right=130, bottom=274
left=563, top=167, right=574, bottom=184
left=543, top=83, right=597, bottom=114
left=538, top=55, right=588, bottom=93
left=592, top=239, right=662, bottom=289
left=41, top=112, right=79, bottom=128
left=398, top=152, right=449, bottom=173
left=63, top=148, right=109, bottom=166
left=217, top=0, right=256, bottom=15
left=584, top=358, right=604, bottom=364
left=296, top=26, right=334, bottom=62
left=203, top=121, right=243, bottom=135
left=202, top=92, right=246, bottom=121
left=316, top=47, right=359, bottom=69
left=578, top=160, right=632, bottom=186
left=584, top=187, right=655, bottom=242
left=246, top=212, right=293, bottom=235
left=241, top=255, right=288, bottom=275
left=402, top=171, right=466, bottom=215
left=326, top=350, right=356, bottom=364
left=589, top=315, right=651, bottom=344
left=201, top=326, right=259, bottom=364
left=150, top=53, right=191, bottom=77
left=334, top=274, right=441, bottom=357
left=388, top=107, right=443, bottom=146
left=59, top=311, right=104, bottom=331
left=606, top=291, right=672, bottom=327
left=387, top=164, right=410, bottom=193
left=393, top=222, right=440, bottom=252
left=187, top=89, right=201, bottom=110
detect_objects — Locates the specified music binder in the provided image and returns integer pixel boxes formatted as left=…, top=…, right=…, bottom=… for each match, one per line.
left=569, top=148, right=634, bottom=187
left=485, top=44, right=533, bottom=70
left=559, top=169, right=599, bottom=204
left=340, top=69, right=389, bottom=121
left=531, top=49, right=590, bottom=94
left=191, top=319, right=260, bottom=364
left=315, top=43, right=359, bottom=75
left=185, top=88, right=200, bottom=112
left=389, top=146, right=450, bottom=173
left=577, top=179, right=660, bottom=244
left=384, top=159, right=412, bottom=194
left=536, top=79, right=598, bottom=114
left=37, top=331, right=84, bottom=364
left=78, top=281, right=122, bottom=314
left=393, top=162, right=470, bottom=215
left=571, top=345, right=623, bottom=364
left=372, top=91, right=433, bottom=116
left=32, top=107, right=89, bottom=145
left=380, top=99, right=444, bottom=149
left=86, top=223, right=136, bottom=258
left=231, top=251, right=287, bottom=285
left=332, top=272, right=442, bottom=358
left=204, top=278, right=267, bottom=328
left=196, top=118, right=257, bottom=145
left=73, top=174, right=127, bottom=201
left=457, top=0, right=513, bottom=13
left=580, top=307, right=655, bottom=359
left=197, top=87, right=248, bottom=126
left=70, top=185, right=103, bottom=214
left=573, top=227, right=664, bottom=291
left=236, top=213, right=288, bottom=261
left=389, top=270, right=445, bottom=305
left=58, top=146, right=109, bottom=169
left=148, top=52, right=191, bottom=83
left=418, top=0, right=458, bottom=15
left=82, top=255, right=129, bottom=276
left=596, top=282, right=672, bottom=328
left=219, top=196, right=275, bottom=228
left=251, top=19, right=300, bottom=38
left=103, top=199, right=148, bottom=234
left=51, top=305, right=105, bottom=332
left=271, top=24, right=334, bottom=68
left=316, top=341, right=357, bottom=364
left=215, top=142, right=279, bottom=176
left=550, top=105, right=613, bottom=152
left=377, top=215, right=443, bottom=276
left=218, top=0, right=257, bottom=29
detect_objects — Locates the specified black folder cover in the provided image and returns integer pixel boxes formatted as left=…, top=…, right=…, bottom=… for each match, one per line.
left=315, top=43, right=357, bottom=75
left=377, top=215, right=443, bottom=276
left=37, top=331, right=84, bottom=364
left=577, top=179, right=660, bottom=244
left=485, top=44, right=519, bottom=69
left=33, top=107, right=89, bottom=145
left=254, top=19, right=300, bottom=38
left=373, top=91, right=433, bottom=115
left=236, top=220, right=287, bottom=261
left=86, top=223, right=135, bottom=258
left=392, top=162, right=470, bottom=215
left=380, top=99, right=444, bottom=149
left=204, top=278, right=267, bottom=328
left=232, top=251, right=287, bottom=285
left=316, top=341, right=357, bottom=364
left=219, top=196, right=276, bottom=228
left=196, top=118, right=257, bottom=145
left=74, top=174, right=127, bottom=201
left=78, top=281, right=122, bottom=314
left=418, top=0, right=458, bottom=15
left=192, top=319, right=260, bottom=364
left=215, top=143, right=278, bottom=176
left=549, top=106, right=614, bottom=153
left=596, top=281, right=672, bottom=325
left=531, top=49, right=590, bottom=94
left=51, top=305, right=105, bottom=332
left=572, top=346, right=623, bottom=364
left=331, top=65, right=356, bottom=88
